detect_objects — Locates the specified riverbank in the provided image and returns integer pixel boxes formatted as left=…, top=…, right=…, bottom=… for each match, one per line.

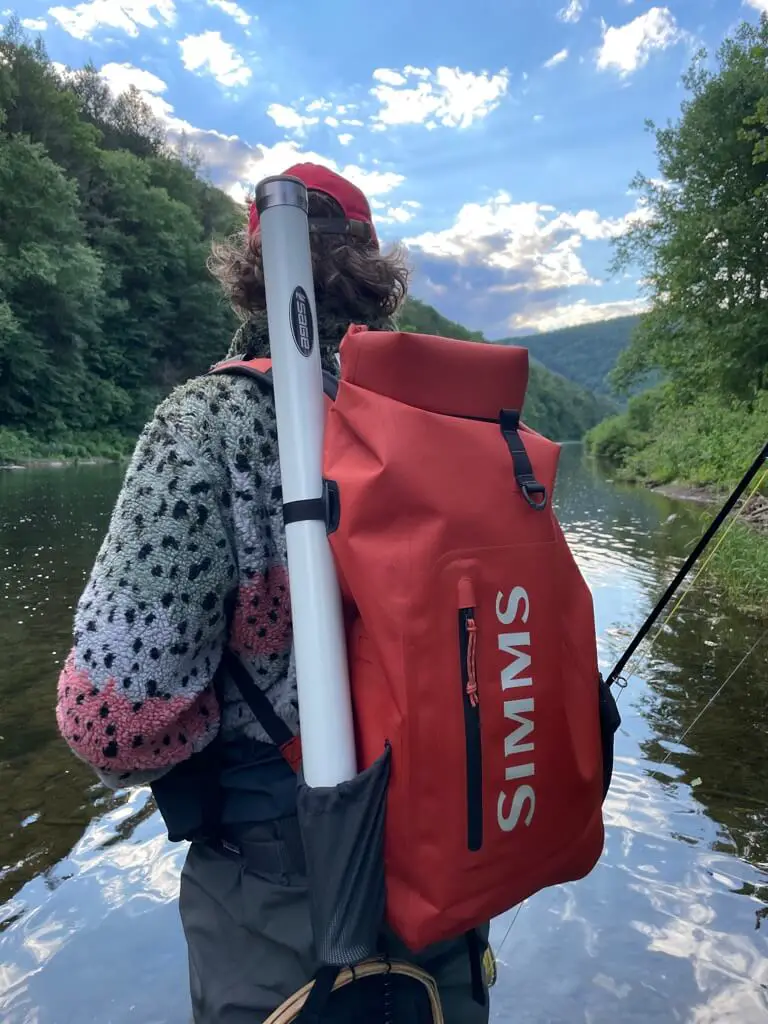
left=653, top=484, right=768, bottom=531
left=585, top=385, right=767, bottom=611
left=0, top=427, right=134, bottom=468
left=1, top=456, right=125, bottom=470
left=643, top=481, right=767, bottom=613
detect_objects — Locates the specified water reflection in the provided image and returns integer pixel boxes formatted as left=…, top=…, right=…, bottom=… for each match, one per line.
left=1, top=450, right=767, bottom=1022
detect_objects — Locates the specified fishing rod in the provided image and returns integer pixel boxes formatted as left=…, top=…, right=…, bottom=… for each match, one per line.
left=605, top=439, right=768, bottom=689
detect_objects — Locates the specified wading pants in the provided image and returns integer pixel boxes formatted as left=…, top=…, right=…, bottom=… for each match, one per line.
left=179, top=815, right=491, bottom=1024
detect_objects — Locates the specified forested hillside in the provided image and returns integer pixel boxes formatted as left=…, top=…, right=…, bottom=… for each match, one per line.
left=0, top=24, right=240, bottom=461
left=508, top=315, right=642, bottom=398
left=400, top=296, right=615, bottom=440
left=0, top=24, right=611, bottom=461
left=399, top=296, right=485, bottom=342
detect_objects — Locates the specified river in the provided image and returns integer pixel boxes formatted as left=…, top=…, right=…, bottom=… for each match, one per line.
left=1, top=449, right=766, bottom=1023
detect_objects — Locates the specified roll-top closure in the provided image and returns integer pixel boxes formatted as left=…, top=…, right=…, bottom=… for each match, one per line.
left=339, top=325, right=529, bottom=421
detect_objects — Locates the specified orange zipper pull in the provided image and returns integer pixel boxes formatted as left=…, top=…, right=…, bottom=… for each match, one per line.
left=466, top=615, right=479, bottom=707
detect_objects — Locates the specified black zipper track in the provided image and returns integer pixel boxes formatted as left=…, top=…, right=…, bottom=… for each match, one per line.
left=459, top=607, right=483, bottom=852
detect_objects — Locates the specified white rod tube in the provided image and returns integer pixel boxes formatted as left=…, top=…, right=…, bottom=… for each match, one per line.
left=255, top=175, right=357, bottom=788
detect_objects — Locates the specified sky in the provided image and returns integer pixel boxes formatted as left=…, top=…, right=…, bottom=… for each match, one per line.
left=6, top=0, right=767, bottom=338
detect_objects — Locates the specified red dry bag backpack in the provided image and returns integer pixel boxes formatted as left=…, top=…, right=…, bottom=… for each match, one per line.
left=212, top=324, right=619, bottom=953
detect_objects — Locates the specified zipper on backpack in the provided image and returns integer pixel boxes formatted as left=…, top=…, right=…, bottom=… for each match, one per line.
left=458, top=578, right=483, bottom=852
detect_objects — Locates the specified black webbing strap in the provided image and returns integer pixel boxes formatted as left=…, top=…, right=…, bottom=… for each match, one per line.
left=221, top=649, right=301, bottom=772
left=258, top=366, right=340, bottom=403
left=283, top=497, right=326, bottom=526
left=295, top=965, right=343, bottom=1023
left=499, top=409, right=547, bottom=510
left=309, top=216, right=373, bottom=244
left=209, top=362, right=339, bottom=402
left=465, top=929, right=487, bottom=1007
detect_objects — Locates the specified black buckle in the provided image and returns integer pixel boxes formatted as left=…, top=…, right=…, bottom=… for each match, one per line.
left=521, top=482, right=547, bottom=510
left=309, top=217, right=372, bottom=242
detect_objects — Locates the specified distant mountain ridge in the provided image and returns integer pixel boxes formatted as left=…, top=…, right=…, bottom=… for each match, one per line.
left=399, top=297, right=615, bottom=440
left=502, top=315, right=643, bottom=398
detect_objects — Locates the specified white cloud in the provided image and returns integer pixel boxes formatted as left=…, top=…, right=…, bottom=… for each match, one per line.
left=544, top=48, right=569, bottom=69
left=342, top=165, right=405, bottom=197
left=549, top=201, right=652, bottom=240
left=87, top=61, right=395, bottom=217
left=96, top=61, right=239, bottom=143
left=597, top=7, right=683, bottom=76
left=405, top=192, right=648, bottom=294
left=49, top=0, right=174, bottom=39
left=207, top=0, right=251, bottom=26
left=266, top=98, right=369, bottom=139
left=99, top=61, right=168, bottom=97
left=372, top=68, right=407, bottom=87
left=266, top=103, right=319, bottom=135
left=21, top=17, right=48, bottom=29
left=511, top=297, right=649, bottom=333
left=404, top=65, right=431, bottom=78
left=179, top=30, right=251, bottom=87
left=558, top=0, right=583, bottom=23
left=370, top=65, right=509, bottom=130
left=99, top=61, right=177, bottom=122
left=745, top=0, right=768, bottom=13
left=376, top=203, right=420, bottom=225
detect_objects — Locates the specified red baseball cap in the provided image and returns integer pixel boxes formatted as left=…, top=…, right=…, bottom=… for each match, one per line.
left=249, top=162, right=379, bottom=249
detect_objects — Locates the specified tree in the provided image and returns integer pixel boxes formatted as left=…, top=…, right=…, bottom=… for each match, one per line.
left=611, top=18, right=768, bottom=401
left=399, top=296, right=485, bottom=341
left=0, top=26, right=608, bottom=458
left=0, top=134, right=105, bottom=431
left=0, top=26, right=239, bottom=446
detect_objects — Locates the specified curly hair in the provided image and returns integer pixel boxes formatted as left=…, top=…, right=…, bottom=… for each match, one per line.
left=209, top=190, right=410, bottom=324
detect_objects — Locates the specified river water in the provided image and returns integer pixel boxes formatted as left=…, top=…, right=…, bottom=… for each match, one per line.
left=1, top=449, right=766, bottom=1023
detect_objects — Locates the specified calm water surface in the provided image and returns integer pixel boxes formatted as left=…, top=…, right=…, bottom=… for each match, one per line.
left=1, top=449, right=767, bottom=1023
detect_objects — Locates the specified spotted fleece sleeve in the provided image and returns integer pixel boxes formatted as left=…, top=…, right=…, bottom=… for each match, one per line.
left=56, top=411, right=238, bottom=790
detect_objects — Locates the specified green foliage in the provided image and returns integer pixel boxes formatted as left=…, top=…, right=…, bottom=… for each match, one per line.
left=0, top=133, right=105, bottom=433
left=587, top=386, right=768, bottom=489
left=0, top=426, right=134, bottom=462
left=400, top=297, right=614, bottom=440
left=706, top=522, right=768, bottom=613
left=398, top=296, right=485, bottom=342
left=593, top=17, right=768, bottom=505
left=0, top=26, right=612, bottom=454
left=611, top=19, right=768, bottom=402
left=525, top=363, right=616, bottom=440
left=500, top=315, right=644, bottom=398
left=0, top=25, right=239, bottom=449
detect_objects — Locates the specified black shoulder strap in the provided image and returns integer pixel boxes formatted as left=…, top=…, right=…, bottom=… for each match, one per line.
left=213, top=362, right=339, bottom=402
left=221, top=648, right=294, bottom=751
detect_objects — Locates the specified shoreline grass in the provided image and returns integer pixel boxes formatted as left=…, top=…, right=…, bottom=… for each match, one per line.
left=0, top=427, right=134, bottom=467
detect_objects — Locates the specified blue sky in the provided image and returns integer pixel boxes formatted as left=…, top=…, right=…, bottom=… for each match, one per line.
left=6, top=0, right=766, bottom=337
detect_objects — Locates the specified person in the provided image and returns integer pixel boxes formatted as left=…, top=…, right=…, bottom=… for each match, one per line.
left=56, top=163, right=491, bottom=1024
